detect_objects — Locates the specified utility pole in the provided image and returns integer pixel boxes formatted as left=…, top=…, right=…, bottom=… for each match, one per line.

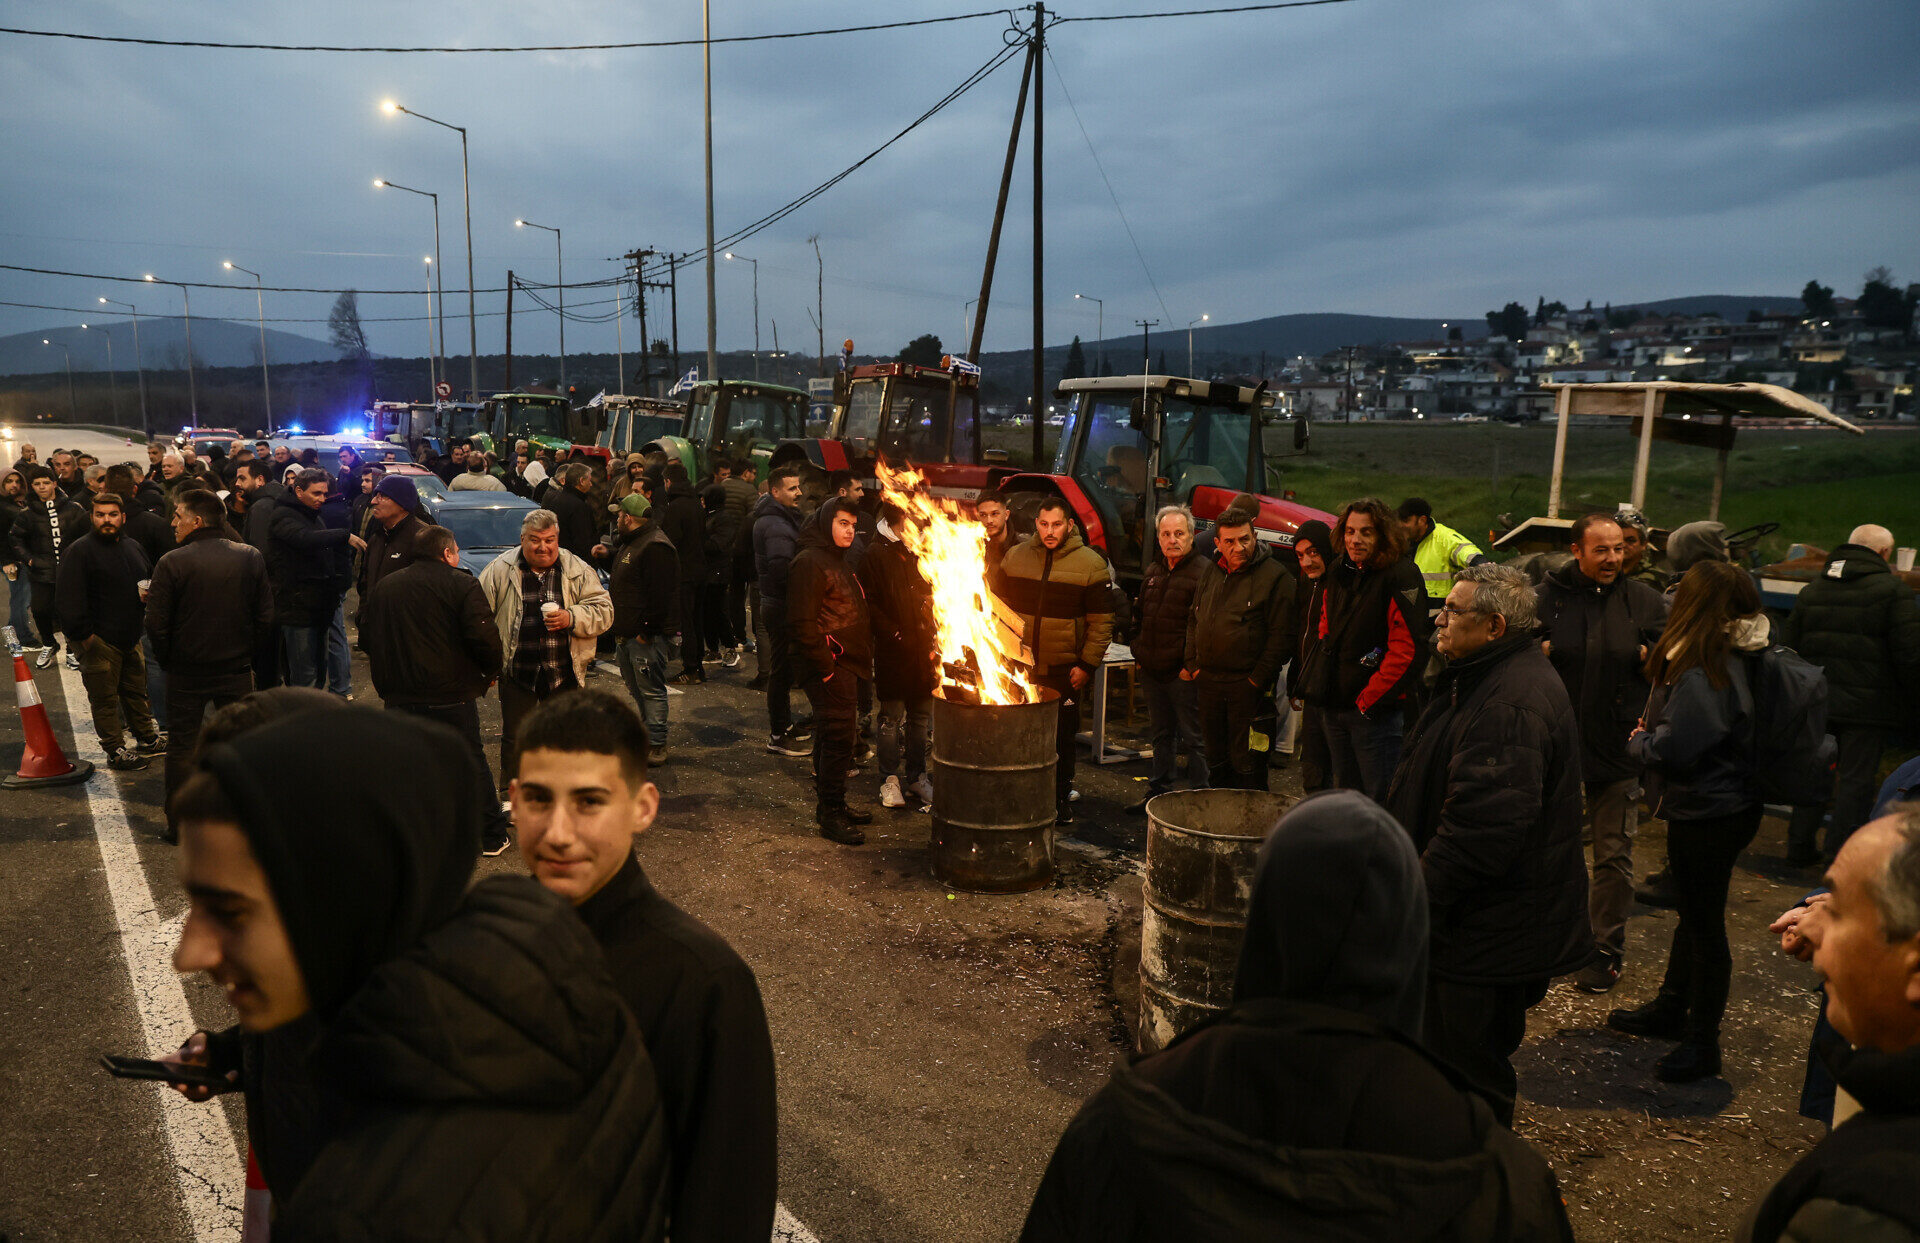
left=1136, top=320, right=1159, bottom=371
left=703, top=0, right=718, bottom=388
left=968, top=38, right=1035, bottom=365
left=809, top=235, right=825, bottom=376
left=1030, top=1, right=1046, bottom=473
left=504, top=272, right=515, bottom=392
left=669, top=254, right=682, bottom=381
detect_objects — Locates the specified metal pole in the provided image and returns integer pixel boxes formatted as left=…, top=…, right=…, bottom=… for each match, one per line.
left=430, top=196, right=446, bottom=390
left=810, top=236, right=824, bottom=376
left=615, top=267, right=626, bottom=397
left=1030, top=2, right=1046, bottom=471
left=703, top=0, right=718, bottom=385
left=460, top=128, right=477, bottom=399
left=46, top=341, right=75, bottom=421
left=254, top=280, right=271, bottom=430
left=424, top=259, right=437, bottom=394
left=555, top=229, right=566, bottom=397
left=670, top=256, right=682, bottom=380
left=968, top=41, right=1034, bottom=365
left=85, top=324, right=119, bottom=426
left=103, top=298, right=148, bottom=437
left=504, top=271, right=515, bottom=392
left=751, top=258, right=759, bottom=380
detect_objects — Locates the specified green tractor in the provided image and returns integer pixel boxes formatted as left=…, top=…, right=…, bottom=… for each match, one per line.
left=647, top=380, right=811, bottom=482
left=483, top=391, right=597, bottom=459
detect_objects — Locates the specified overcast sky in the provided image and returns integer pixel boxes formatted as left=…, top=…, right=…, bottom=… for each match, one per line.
left=3, top=0, right=1917, bottom=364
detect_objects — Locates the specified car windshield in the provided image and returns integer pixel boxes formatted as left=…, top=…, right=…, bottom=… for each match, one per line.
left=633, top=414, right=681, bottom=445
left=1160, top=399, right=1252, bottom=496
left=881, top=380, right=974, bottom=463
left=445, top=408, right=488, bottom=440
left=436, top=505, right=528, bottom=551
left=1063, top=396, right=1150, bottom=570
left=717, top=392, right=804, bottom=459
left=502, top=398, right=569, bottom=439
left=843, top=382, right=884, bottom=443
left=408, top=473, right=448, bottom=501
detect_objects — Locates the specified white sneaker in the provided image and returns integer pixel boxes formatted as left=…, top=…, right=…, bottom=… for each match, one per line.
left=63, top=652, right=80, bottom=671
left=879, top=775, right=906, bottom=808
left=722, top=645, right=742, bottom=668
left=33, top=647, right=54, bottom=669
left=908, top=776, right=934, bottom=807
left=1069, top=787, right=1081, bottom=802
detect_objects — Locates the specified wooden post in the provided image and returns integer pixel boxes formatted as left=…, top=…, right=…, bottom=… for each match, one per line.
left=1629, top=386, right=1660, bottom=512
left=1709, top=408, right=1733, bottom=520
left=1546, top=385, right=1572, bottom=518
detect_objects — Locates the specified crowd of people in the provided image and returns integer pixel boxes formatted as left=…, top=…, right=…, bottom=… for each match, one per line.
left=6, top=429, right=1920, bottom=1240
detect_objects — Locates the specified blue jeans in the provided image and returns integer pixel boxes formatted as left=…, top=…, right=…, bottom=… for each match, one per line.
left=5, top=569, right=36, bottom=647
left=1142, top=670, right=1208, bottom=790
left=617, top=635, right=672, bottom=746
left=327, top=602, right=352, bottom=697
left=282, top=622, right=330, bottom=690
left=1322, top=706, right=1405, bottom=804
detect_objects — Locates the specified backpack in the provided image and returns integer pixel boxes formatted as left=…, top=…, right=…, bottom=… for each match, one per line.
left=1733, top=646, right=1838, bottom=806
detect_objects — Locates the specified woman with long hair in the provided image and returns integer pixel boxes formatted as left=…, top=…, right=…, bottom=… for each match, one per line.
left=1611, top=560, right=1768, bottom=1082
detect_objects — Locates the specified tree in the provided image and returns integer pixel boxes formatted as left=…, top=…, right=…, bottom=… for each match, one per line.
left=1859, top=266, right=1913, bottom=330
left=897, top=333, right=943, bottom=367
left=328, top=290, right=370, bottom=361
left=1486, top=302, right=1529, bottom=341
left=1062, top=335, right=1086, bottom=380
left=1446, top=324, right=1463, bottom=342
left=1801, top=279, right=1836, bottom=319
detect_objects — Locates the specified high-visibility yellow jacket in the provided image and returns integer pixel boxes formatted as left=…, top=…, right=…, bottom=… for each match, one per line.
left=1412, top=521, right=1484, bottom=600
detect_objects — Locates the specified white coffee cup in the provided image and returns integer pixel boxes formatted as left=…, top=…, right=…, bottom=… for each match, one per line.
left=1897, top=547, right=1916, bottom=573
left=138, top=579, right=151, bottom=593
left=541, top=602, right=561, bottom=618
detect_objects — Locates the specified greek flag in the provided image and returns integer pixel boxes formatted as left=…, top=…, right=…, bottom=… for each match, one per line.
left=585, top=389, right=607, bottom=408
left=668, top=367, right=700, bottom=396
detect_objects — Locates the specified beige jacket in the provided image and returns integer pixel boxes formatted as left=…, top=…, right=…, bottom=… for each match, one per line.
left=478, top=546, right=613, bottom=687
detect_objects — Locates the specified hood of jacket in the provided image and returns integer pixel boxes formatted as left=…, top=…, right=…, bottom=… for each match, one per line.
left=1819, top=543, right=1896, bottom=583
left=797, top=496, right=857, bottom=557
left=1233, top=790, right=1429, bottom=1037
left=1731, top=612, right=1771, bottom=652
left=1666, top=520, right=1729, bottom=573
left=200, top=708, right=481, bottom=1020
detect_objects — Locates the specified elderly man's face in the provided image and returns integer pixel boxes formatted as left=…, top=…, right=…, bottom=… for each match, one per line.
left=1158, top=514, right=1193, bottom=564
left=522, top=524, right=561, bottom=570
left=52, top=453, right=75, bottom=478
left=1435, top=581, right=1501, bottom=659
left=161, top=457, right=183, bottom=480
left=1811, top=816, right=1920, bottom=1053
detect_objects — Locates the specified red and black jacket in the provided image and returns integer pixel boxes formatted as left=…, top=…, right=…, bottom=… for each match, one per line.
left=1315, top=554, right=1429, bottom=717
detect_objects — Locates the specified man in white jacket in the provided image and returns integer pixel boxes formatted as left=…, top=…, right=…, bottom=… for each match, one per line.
left=478, top=508, right=613, bottom=794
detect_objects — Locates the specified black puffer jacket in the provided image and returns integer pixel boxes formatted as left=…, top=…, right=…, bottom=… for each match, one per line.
left=1386, top=634, right=1591, bottom=985
left=363, top=558, right=504, bottom=706
left=281, top=877, right=671, bottom=1243
left=269, top=495, right=354, bottom=626
left=787, top=498, right=872, bottom=684
left=857, top=529, right=937, bottom=701
left=751, top=493, right=804, bottom=604
left=55, top=531, right=151, bottom=649
left=9, top=491, right=90, bottom=584
left=1628, top=617, right=1769, bottom=822
left=1185, top=543, right=1298, bottom=687
left=546, top=484, right=603, bottom=564
left=659, top=482, right=707, bottom=584
left=1781, top=544, right=1920, bottom=729
left=701, top=486, right=742, bottom=588
left=1536, top=563, right=1668, bottom=783
left=143, top=529, right=273, bottom=679
left=1129, top=549, right=1206, bottom=679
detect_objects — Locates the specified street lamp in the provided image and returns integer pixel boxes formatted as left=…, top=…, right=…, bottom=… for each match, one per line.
left=43, top=339, right=76, bottom=421
left=515, top=218, right=565, bottom=396
left=374, top=177, right=447, bottom=393
left=1075, top=293, right=1104, bottom=374
left=143, top=274, right=196, bottom=420
left=222, top=261, right=273, bottom=432
left=963, top=298, right=979, bottom=348
left=79, top=323, right=119, bottom=425
left=100, top=297, right=148, bottom=436
left=422, top=258, right=438, bottom=392
left=383, top=99, right=477, bottom=399
left=1187, top=314, right=1209, bottom=378
left=723, top=252, right=760, bottom=379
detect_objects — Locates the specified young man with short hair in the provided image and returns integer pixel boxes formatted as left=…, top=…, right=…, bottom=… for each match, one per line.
left=55, top=492, right=164, bottom=768
left=511, top=690, right=777, bottom=1243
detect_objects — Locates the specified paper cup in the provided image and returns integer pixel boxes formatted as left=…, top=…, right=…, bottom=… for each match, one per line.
left=138, top=579, right=152, bottom=592
left=1897, top=547, right=1916, bottom=573
left=540, top=602, right=561, bottom=617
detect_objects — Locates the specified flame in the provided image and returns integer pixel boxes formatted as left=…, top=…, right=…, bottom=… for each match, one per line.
left=877, top=464, right=1038, bottom=705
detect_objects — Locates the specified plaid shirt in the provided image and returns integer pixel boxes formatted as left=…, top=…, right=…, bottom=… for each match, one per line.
left=508, top=560, right=573, bottom=694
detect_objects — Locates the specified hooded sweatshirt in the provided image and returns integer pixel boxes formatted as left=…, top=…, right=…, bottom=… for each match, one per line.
left=1020, top=791, right=1574, bottom=1243
left=199, top=709, right=671, bottom=1240
left=786, top=497, right=873, bottom=682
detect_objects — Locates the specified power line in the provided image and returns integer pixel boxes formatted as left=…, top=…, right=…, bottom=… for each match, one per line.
left=0, top=11, right=1016, bottom=53
left=1055, top=0, right=1356, bottom=22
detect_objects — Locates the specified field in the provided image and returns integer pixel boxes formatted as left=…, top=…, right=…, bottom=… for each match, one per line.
left=986, top=419, right=1920, bottom=562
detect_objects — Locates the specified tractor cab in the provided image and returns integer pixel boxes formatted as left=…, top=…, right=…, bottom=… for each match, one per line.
left=994, top=375, right=1329, bottom=582
left=483, top=391, right=592, bottom=459
left=598, top=394, right=689, bottom=457
left=837, top=358, right=981, bottom=471
left=674, top=380, right=811, bottom=481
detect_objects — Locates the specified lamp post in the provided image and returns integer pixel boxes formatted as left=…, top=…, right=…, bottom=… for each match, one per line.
left=99, top=297, right=148, bottom=436
left=1075, top=293, right=1103, bottom=374
left=702, top=0, right=718, bottom=387
left=383, top=100, right=477, bottom=399
left=43, top=339, right=76, bottom=421
left=723, top=252, right=760, bottom=379
left=222, top=261, right=273, bottom=432
left=963, top=298, right=979, bottom=348
left=422, top=258, right=439, bottom=392
left=515, top=218, right=564, bottom=396
left=1187, top=313, right=1208, bottom=378
left=142, top=274, right=195, bottom=420
left=80, top=323, right=119, bottom=425
left=374, top=177, right=447, bottom=392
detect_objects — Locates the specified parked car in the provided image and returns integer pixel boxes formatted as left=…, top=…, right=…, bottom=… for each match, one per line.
left=426, top=491, right=539, bottom=577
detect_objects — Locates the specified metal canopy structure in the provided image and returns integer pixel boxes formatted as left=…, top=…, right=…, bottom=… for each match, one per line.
left=1542, top=381, right=1864, bottom=521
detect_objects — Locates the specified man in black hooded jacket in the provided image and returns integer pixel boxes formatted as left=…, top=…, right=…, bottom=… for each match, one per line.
left=1021, top=790, right=1573, bottom=1242
left=168, top=708, right=670, bottom=1240
left=1386, top=563, right=1591, bottom=1126
left=788, top=497, right=874, bottom=843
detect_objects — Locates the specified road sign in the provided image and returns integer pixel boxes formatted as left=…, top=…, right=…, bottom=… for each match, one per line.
left=435, top=381, right=453, bottom=400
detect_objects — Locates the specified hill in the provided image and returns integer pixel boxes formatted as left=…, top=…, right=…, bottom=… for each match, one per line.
left=0, top=317, right=347, bottom=375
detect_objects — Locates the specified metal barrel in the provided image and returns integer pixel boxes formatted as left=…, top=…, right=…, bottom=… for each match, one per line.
left=1138, top=789, right=1291, bottom=1052
left=929, top=688, right=1060, bottom=893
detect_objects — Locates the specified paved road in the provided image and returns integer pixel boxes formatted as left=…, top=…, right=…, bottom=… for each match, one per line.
left=0, top=614, right=1153, bottom=1243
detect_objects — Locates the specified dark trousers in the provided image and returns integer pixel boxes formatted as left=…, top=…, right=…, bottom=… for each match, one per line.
left=1297, top=702, right=1330, bottom=793
left=1788, top=724, right=1888, bottom=860
left=701, top=581, right=736, bottom=650
left=78, top=637, right=156, bottom=751
left=1424, top=976, right=1550, bottom=1127
left=727, top=571, right=749, bottom=654
left=254, top=622, right=283, bottom=690
left=677, top=580, right=705, bottom=677
left=1197, top=676, right=1262, bottom=789
left=497, top=674, right=577, bottom=795
left=763, top=603, right=794, bottom=734
left=1142, top=670, right=1207, bottom=791
left=164, top=672, right=254, bottom=827
left=391, top=699, right=510, bottom=845
left=1322, top=705, right=1405, bottom=804
left=805, top=671, right=860, bottom=812
left=29, top=578, right=60, bottom=654
left=1654, top=805, right=1764, bottom=1045
left=1033, top=669, right=1081, bottom=804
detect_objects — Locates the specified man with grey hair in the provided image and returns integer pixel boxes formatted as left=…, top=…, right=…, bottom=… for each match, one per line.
left=1124, top=503, right=1210, bottom=811
left=1744, top=804, right=1920, bottom=1240
left=1385, top=562, right=1591, bottom=1125
left=478, top=507, right=613, bottom=794
left=1783, top=522, right=1920, bottom=866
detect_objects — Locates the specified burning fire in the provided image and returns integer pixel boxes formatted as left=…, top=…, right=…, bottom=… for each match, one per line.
left=878, top=464, right=1038, bottom=706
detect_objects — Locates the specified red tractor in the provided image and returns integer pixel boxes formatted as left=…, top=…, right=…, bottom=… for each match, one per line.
left=991, top=375, right=1331, bottom=583
left=773, top=354, right=993, bottom=502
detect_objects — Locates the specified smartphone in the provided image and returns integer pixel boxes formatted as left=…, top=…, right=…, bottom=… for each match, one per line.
left=99, top=1054, right=234, bottom=1090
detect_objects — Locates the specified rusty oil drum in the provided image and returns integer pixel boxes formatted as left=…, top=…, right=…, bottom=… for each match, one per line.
left=929, top=688, right=1060, bottom=893
left=1137, top=789, right=1291, bottom=1052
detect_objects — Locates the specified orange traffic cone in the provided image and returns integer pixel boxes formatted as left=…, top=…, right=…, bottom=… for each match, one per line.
left=242, top=1145, right=272, bottom=1242
left=3, top=627, right=93, bottom=789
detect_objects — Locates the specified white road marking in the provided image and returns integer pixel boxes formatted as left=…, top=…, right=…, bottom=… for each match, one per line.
left=55, top=663, right=823, bottom=1242
left=57, top=662, right=243, bottom=1242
